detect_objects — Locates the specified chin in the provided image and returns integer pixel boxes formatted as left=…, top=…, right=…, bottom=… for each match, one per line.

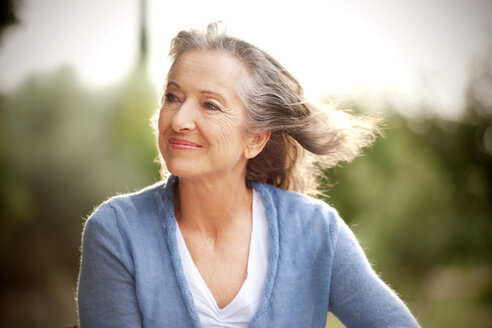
left=165, top=161, right=203, bottom=178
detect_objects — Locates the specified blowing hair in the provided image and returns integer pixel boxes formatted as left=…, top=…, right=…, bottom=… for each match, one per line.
left=155, top=22, right=382, bottom=194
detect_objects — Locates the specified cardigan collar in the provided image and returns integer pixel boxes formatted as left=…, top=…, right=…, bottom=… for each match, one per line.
left=156, top=175, right=280, bottom=328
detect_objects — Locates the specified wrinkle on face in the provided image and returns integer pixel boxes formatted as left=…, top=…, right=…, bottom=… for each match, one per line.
left=158, top=49, right=254, bottom=179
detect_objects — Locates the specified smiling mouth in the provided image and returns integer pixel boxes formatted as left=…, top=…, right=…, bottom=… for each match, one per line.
left=169, top=138, right=203, bottom=150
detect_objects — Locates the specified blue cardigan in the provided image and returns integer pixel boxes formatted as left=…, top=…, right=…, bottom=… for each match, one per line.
left=78, top=176, right=420, bottom=327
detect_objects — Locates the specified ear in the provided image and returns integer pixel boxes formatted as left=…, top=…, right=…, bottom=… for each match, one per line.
left=244, top=131, right=271, bottom=159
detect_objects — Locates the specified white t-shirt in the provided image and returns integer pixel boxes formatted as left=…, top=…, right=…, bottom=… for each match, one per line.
left=176, top=189, right=269, bottom=328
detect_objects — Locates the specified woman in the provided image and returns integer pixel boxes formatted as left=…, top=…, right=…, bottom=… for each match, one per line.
left=77, top=23, right=420, bottom=327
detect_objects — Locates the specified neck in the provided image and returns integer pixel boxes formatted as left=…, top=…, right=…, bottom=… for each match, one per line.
left=174, top=174, right=253, bottom=240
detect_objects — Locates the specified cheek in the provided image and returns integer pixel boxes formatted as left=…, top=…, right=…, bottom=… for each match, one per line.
left=158, top=109, right=172, bottom=134
left=209, top=114, right=247, bottom=152
left=157, top=110, right=172, bottom=151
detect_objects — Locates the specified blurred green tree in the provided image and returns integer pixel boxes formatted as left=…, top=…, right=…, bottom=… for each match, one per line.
left=0, top=65, right=158, bottom=327
left=323, top=48, right=492, bottom=327
left=0, top=0, right=19, bottom=42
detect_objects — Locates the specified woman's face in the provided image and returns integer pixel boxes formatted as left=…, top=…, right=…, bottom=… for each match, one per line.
left=158, top=49, right=256, bottom=180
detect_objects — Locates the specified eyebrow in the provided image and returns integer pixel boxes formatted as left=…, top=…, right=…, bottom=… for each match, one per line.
left=166, top=81, right=228, bottom=105
left=166, top=81, right=180, bottom=89
left=201, top=90, right=227, bottom=105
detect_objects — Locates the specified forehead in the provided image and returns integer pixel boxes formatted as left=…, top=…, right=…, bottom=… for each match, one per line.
left=168, top=50, right=249, bottom=95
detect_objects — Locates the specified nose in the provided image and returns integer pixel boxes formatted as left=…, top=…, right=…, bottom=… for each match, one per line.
left=171, top=99, right=197, bottom=132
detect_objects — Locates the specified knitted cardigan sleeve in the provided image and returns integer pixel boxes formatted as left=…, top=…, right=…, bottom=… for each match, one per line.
left=328, top=218, right=421, bottom=328
left=77, top=202, right=143, bottom=328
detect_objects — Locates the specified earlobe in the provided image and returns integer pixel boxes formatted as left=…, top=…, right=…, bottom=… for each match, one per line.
left=244, top=131, right=271, bottom=159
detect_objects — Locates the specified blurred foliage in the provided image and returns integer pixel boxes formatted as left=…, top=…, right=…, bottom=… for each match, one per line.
left=323, top=49, right=492, bottom=327
left=0, top=36, right=491, bottom=328
left=0, top=0, right=19, bottom=43
left=0, top=66, right=159, bottom=327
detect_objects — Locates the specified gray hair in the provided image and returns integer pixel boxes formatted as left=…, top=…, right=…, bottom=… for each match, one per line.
left=156, top=22, right=382, bottom=193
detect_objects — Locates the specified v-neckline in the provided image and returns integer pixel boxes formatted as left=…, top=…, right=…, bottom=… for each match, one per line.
left=159, top=176, right=280, bottom=328
left=175, top=207, right=256, bottom=312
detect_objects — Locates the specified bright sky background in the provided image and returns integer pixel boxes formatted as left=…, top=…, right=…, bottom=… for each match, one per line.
left=0, top=0, right=491, bottom=119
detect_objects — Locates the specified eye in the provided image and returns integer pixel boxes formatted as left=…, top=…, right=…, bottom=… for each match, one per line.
left=164, top=92, right=179, bottom=104
left=203, top=101, right=221, bottom=111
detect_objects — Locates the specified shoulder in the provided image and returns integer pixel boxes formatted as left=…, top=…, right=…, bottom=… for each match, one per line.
left=83, top=180, right=170, bottom=241
left=255, top=183, right=343, bottom=246
left=257, top=182, right=340, bottom=222
left=260, top=183, right=333, bottom=210
left=102, top=181, right=166, bottom=218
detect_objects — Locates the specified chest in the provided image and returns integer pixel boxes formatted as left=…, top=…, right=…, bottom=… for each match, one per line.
left=194, top=245, right=250, bottom=308
left=181, top=229, right=252, bottom=309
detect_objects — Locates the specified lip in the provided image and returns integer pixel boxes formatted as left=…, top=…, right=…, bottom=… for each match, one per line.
left=168, top=138, right=203, bottom=150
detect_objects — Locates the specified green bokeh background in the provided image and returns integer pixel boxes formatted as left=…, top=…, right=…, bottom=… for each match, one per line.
left=1, top=1, right=491, bottom=327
